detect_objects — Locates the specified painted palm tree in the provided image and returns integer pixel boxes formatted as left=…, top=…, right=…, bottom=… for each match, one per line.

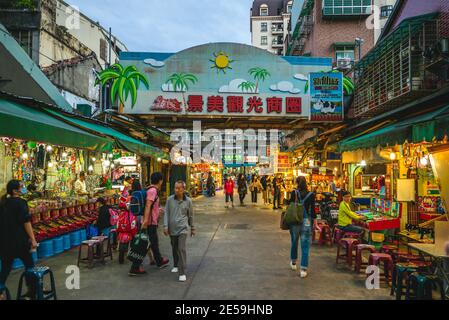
left=96, top=63, right=149, bottom=111
left=304, top=70, right=355, bottom=95
left=165, top=73, right=198, bottom=107
left=248, top=67, right=270, bottom=93
left=238, top=81, right=256, bottom=94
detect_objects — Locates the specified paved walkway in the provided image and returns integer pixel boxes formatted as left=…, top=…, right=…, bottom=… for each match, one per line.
left=7, top=193, right=392, bottom=300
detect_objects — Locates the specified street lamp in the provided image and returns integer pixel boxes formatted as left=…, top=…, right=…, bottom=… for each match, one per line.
left=355, top=37, right=364, bottom=61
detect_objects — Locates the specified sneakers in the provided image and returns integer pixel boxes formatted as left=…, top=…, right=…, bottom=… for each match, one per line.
left=299, top=270, right=308, bottom=278
left=179, top=275, right=187, bottom=282
left=129, top=269, right=147, bottom=276
left=171, top=267, right=179, bottom=273
left=290, top=261, right=297, bottom=271
left=158, top=257, right=170, bottom=269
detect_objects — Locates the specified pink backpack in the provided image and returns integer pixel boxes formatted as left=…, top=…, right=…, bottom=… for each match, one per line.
left=109, top=208, right=120, bottom=226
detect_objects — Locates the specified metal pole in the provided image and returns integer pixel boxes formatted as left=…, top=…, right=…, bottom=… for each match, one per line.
left=108, top=27, right=112, bottom=67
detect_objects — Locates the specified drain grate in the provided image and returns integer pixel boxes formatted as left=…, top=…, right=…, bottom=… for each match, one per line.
left=222, top=224, right=250, bottom=230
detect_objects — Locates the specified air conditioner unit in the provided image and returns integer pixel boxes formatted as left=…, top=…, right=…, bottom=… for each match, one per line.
left=337, top=58, right=354, bottom=70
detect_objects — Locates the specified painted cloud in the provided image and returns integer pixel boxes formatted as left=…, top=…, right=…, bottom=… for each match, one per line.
left=143, top=58, right=165, bottom=68
left=161, top=83, right=186, bottom=92
left=294, top=73, right=308, bottom=81
left=219, top=78, right=259, bottom=93
left=270, top=81, right=300, bottom=94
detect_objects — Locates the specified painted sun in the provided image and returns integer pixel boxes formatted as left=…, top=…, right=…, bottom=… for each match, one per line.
left=210, top=51, right=233, bottom=73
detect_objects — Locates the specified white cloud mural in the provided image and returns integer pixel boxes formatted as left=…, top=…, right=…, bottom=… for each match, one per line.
left=161, top=83, right=186, bottom=92
left=219, top=78, right=259, bottom=93
left=270, top=81, right=300, bottom=94
left=143, top=58, right=165, bottom=68
left=294, top=73, right=308, bottom=81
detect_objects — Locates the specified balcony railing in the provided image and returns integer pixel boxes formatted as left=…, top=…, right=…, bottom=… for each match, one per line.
left=272, top=39, right=284, bottom=47
left=352, top=17, right=447, bottom=118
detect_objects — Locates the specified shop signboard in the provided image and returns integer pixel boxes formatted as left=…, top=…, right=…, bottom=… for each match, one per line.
left=309, top=72, right=344, bottom=122
left=115, top=43, right=333, bottom=122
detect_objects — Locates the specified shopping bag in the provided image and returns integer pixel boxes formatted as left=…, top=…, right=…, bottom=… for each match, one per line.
left=127, top=230, right=150, bottom=264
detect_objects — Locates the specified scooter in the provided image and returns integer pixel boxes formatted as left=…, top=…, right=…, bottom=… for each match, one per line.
left=320, top=192, right=339, bottom=229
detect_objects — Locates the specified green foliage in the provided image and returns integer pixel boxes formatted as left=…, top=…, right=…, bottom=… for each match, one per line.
left=96, top=63, right=149, bottom=108
left=165, top=73, right=198, bottom=92
left=249, top=67, right=271, bottom=82
left=14, top=0, right=36, bottom=10
left=238, top=81, right=256, bottom=93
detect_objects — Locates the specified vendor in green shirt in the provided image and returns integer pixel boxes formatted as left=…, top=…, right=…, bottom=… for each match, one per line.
left=337, top=191, right=367, bottom=234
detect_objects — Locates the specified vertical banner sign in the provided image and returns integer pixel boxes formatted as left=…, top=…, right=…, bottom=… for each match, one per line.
left=309, top=72, right=344, bottom=122
left=277, top=153, right=291, bottom=174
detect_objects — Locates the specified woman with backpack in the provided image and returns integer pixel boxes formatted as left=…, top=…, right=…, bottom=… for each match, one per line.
left=287, top=176, right=315, bottom=278
left=0, top=180, right=38, bottom=300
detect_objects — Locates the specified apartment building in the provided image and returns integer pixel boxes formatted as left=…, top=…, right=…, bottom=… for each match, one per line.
left=250, top=0, right=293, bottom=55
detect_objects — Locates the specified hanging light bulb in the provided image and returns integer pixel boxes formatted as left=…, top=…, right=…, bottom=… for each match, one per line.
left=360, top=160, right=367, bottom=166
left=48, top=162, right=54, bottom=168
left=46, top=145, right=53, bottom=152
left=157, top=157, right=162, bottom=162
left=92, top=157, right=96, bottom=162
left=22, top=152, right=28, bottom=160
left=390, top=152, right=396, bottom=160
left=88, top=165, right=94, bottom=172
left=420, top=156, right=428, bottom=166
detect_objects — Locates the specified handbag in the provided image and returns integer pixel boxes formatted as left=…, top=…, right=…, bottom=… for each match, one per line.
left=280, top=211, right=289, bottom=230
left=127, top=230, right=150, bottom=264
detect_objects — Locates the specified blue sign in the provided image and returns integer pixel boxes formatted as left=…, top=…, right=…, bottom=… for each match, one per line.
left=309, top=72, right=343, bottom=122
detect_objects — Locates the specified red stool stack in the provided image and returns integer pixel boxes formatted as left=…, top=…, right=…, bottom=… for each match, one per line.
left=313, top=221, right=333, bottom=246
left=336, top=238, right=360, bottom=266
left=368, top=253, right=394, bottom=285
left=354, top=244, right=377, bottom=273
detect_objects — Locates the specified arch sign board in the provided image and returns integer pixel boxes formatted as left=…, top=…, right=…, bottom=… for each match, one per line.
left=117, top=43, right=337, bottom=121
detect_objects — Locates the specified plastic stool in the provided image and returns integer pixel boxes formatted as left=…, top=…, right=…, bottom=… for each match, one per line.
left=63, top=234, right=71, bottom=251
left=92, top=236, right=112, bottom=261
left=70, top=230, right=82, bottom=247
left=17, top=266, right=57, bottom=300
left=53, top=237, right=64, bottom=254
left=368, top=253, right=394, bottom=285
left=12, top=258, right=24, bottom=270
left=336, top=238, right=360, bottom=266
left=406, top=273, right=446, bottom=300
left=354, top=244, right=377, bottom=273
left=38, top=240, right=54, bottom=259
left=77, top=239, right=103, bottom=268
left=80, top=228, right=87, bottom=241
left=391, top=263, right=419, bottom=300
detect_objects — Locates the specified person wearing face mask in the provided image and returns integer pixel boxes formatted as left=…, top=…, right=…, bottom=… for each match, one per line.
left=0, top=180, right=38, bottom=300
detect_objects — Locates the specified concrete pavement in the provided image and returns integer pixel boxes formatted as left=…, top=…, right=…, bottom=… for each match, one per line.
left=6, top=192, right=392, bottom=300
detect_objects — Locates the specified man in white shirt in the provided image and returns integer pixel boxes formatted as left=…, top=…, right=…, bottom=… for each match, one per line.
left=74, top=171, right=88, bottom=196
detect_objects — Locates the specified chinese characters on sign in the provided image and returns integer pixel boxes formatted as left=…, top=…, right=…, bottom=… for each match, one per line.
left=309, top=72, right=344, bottom=122
left=151, top=95, right=303, bottom=115
left=276, top=153, right=291, bottom=174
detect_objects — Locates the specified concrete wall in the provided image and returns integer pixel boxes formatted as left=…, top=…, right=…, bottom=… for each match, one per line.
left=374, top=0, right=398, bottom=43
left=55, top=0, right=127, bottom=68
left=303, top=0, right=375, bottom=62
left=251, top=14, right=291, bottom=55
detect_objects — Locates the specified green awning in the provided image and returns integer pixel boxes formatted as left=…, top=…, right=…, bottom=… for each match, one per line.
left=0, top=98, right=113, bottom=151
left=339, top=105, right=449, bottom=152
left=44, top=108, right=169, bottom=160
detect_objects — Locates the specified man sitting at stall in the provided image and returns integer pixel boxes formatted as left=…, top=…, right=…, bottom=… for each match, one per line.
left=337, top=191, right=367, bottom=235
left=74, top=172, right=88, bottom=196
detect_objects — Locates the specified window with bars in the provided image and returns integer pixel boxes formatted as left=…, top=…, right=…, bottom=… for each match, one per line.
left=261, top=36, right=268, bottom=45
left=322, top=0, right=372, bottom=16
left=10, top=30, right=33, bottom=57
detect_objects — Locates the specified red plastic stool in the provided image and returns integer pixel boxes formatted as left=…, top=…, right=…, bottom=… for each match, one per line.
left=368, top=253, right=394, bottom=285
left=312, top=220, right=328, bottom=243
left=380, top=244, right=399, bottom=256
left=354, top=244, right=377, bottom=273
left=332, top=225, right=345, bottom=244
left=336, top=238, right=360, bottom=266
left=318, top=225, right=333, bottom=246
left=343, top=232, right=362, bottom=242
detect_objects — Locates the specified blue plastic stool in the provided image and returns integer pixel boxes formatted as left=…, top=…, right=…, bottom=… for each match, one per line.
left=63, top=234, right=71, bottom=250
left=32, top=251, right=38, bottom=263
left=80, top=228, right=87, bottom=241
left=17, top=266, right=57, bottom=300
left=70, top=231, right=82, bottom=247
left=12, top=258, right=24, bottom=270
left=53, top=237, right=64, bottom=254
left=37, top=240, right=54, bottom=259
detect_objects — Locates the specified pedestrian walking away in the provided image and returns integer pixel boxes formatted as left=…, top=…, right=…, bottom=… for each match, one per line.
left=129, top=172, right=169, bottom=276
left=164, top=180, right=195, bottom=282
left=237, top=173, right=248, bottom=206
left=0, top=180, right=38, bottom=300
left=287, top=176, right=315, bottom=278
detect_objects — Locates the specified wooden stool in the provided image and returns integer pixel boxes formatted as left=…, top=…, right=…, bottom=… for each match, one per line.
left=336, top=238, right=360, bottom=266
left=77, top=239, right=102, bottom=268
left=92, top=236, right=112, bottom=261
left=354, top=244, right=377, bottom=273
left=368, top=253, right=394, bottom=285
